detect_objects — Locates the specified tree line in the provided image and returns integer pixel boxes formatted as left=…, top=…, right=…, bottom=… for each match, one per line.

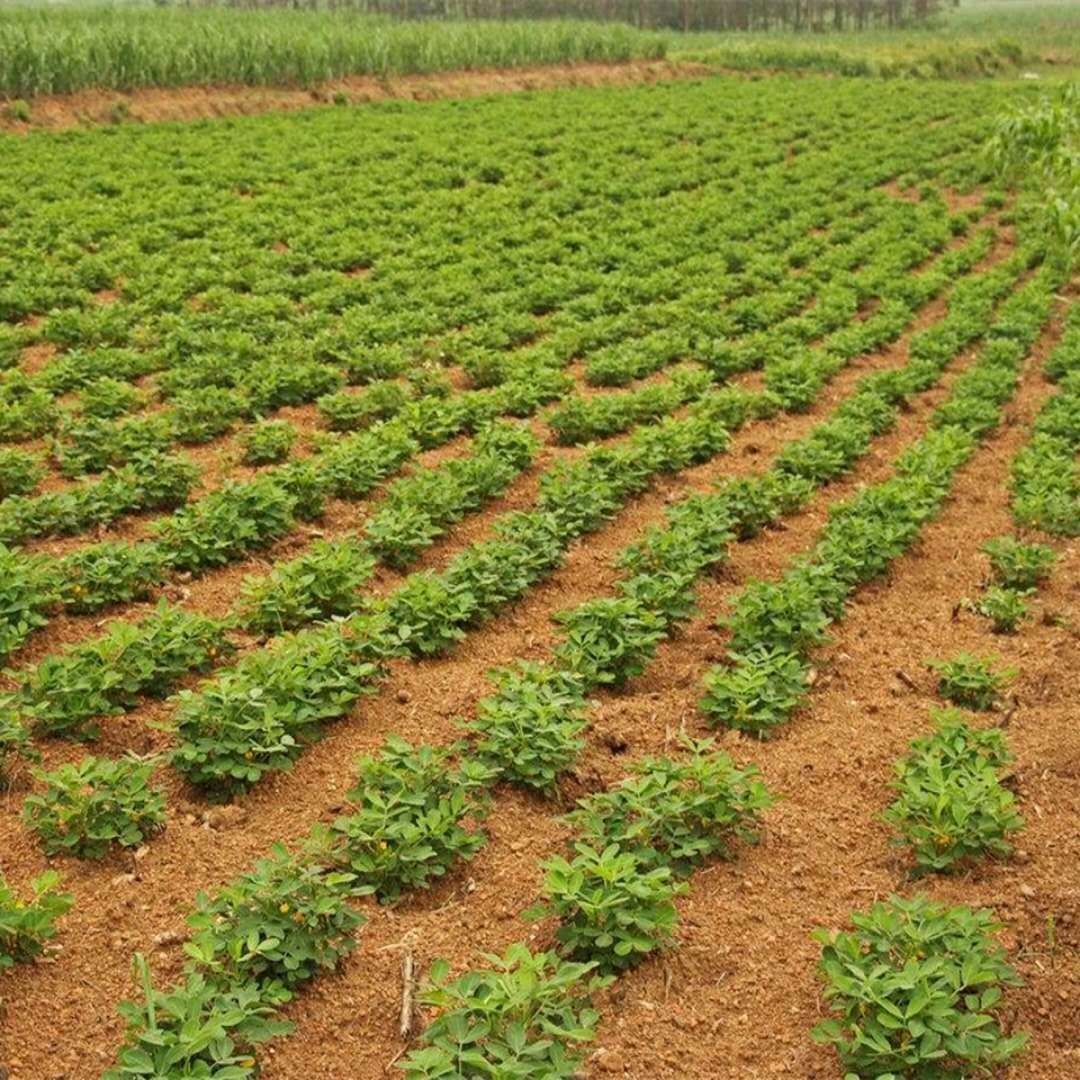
left=185, top=0, right=951, bottom=33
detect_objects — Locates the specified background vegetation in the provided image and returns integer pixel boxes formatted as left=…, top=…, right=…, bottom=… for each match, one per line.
left=0, top=0, right=1074, bottom=99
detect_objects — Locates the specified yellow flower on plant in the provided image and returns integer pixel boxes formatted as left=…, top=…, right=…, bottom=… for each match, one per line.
left=279, top=902, right=289, bottom=913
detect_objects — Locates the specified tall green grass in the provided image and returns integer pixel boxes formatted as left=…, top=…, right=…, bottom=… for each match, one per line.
left=0, top=7, right=667, bottom=98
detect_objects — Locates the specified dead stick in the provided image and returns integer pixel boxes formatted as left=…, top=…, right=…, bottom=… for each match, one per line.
left=399, top=949, right=416, bottom=1041
left=895, top=669, right=918, bottom=692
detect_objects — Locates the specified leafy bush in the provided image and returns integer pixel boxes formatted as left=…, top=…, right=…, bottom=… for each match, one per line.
left=185, top=845, right=361, bottom=992
left=0, top=544, right=55, bottom=659
left=365, top=423, right=534, bottom=569
left=18, top=601, right=230, bottom=740
left=79, top=376, right=143, bottom=419
left=169, top=385, right=249, bottom=444
left=317, top=381, right=409, bottom=431
left=926, top=653, right=1015, bottom=711
left=0, top=870, right=72, bottom=970
left=243, top=358, right=344, bottom=414
left=154, top=476, right=296, bottom=572
left=0, top=705, right=36, bottom=785
left=567, top=738, right=773, bottom=873
left=723, top=572, right=832, bottom=655
left=714, top=471, right=813, bottom=540
left=813, top=894, right=1027, bottom=1078
left=105, top=956, right=292, bottom=1080
left=401, top=944, right=611, bottom=1080
left=467, top=662, right=589, bottom=793
left=884, top=711, right=1024, bottom=873
left=553, top=597, right=668, bottom=690
left=238, top=537, right=374, bottom=635
left=23, top=755, right=166, bottom=859
left=329, top=737, right=494, bottom=903
left=0, top=448, right=45, bottom=499
left=526, top=842, right=684, bottom=973
left=240, top=419, right=297, bottom=465
left=172, top=619, right=386, bottom=792
left=0, top=450, right=197, bottom=545
left=981, top=535, right=1056, bottom=590
left=56, top=541, right=170, bottom=613
left=699, top=646, right=811, bottom=735
left=316, top=421, right=419, bottom=500
left=971, top=585, right=1032, bottom=634
left=379, top=573, right=475, bottom=657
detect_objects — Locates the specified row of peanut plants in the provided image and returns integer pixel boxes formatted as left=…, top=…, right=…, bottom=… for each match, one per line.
left=0, top=190, right=955, bottom=664
left=71, top=240, right=1053, bottom=1078
left=0, top=195, right=988, bottom=797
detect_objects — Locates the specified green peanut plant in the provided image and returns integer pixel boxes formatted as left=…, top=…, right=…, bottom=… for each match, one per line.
left=926, top=653, right=1016, bottom=712
left=328, top=737, right=494, bottom=903
left=566, top=738, right=774, bottom=875
left=813, top=894, right=1027, bottom=1078
left=23, top=755, right=166, bottom=859
left=884, top=710, right=1024, bottom=874
left=401, top=944, right=611, bottom=1080
left=1, top=870, right=72, bottom=970
left=525, top=842, right=685, bottom=974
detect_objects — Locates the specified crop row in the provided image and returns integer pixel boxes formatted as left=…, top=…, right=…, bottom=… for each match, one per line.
left=0, top=193, right=989, bottom=766
left=81, top=242, right=1057, bottom=1080
left=397, top=261, right=1060, bottom=1079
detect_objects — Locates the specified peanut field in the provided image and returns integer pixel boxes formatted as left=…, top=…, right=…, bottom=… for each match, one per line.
left=0, top=72, right=1077, bottom=1079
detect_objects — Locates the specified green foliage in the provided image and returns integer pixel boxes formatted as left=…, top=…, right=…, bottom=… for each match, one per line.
left=55, top=540, right=170, bottom=613
left=989, top=83, right=1078, bottom=268
left=813, top=894, right=1027, bottom=1078
left=0, top=450, right=197, bottom=545
left=105, top=955, right=293, bottom=1080
left=171, top=619, right=387, bottom=792
left=715, top=471, right=813, bottom=541
left=0, top=705, right=37, bottom=785
left=379, top=573, right=474, bottom=657
left=237, top=537, right=374, bottom=635
left=317, top=381, right=410, bottom=431
left=17, top=602, right=230, bottom=740
left=401, top=944, right=611, bottom=1080
left=466, top=662, right=589, bottom=793
left=0, top=8, right=668, bottom=98
left=365, top=422, right=534, bottom=569
left=884, top=710, right=1024, bottom=874
left=553, top=596, right=668, bottom=690
left=981, top=535, right=1056, bottom=590
left=0, top=544, right=55, bottom=659
left=185, top=845, right=361, bottom=993
left=154, top=476, right=296, bottom=573
left=0, top=870, right=72, bottom=970
left=240, top=419, right=297, bottom=466
left=0, top=447, right=44, bottom=499
left=700, top=645, right=812, bottom=735
left=723, top=572, right=832, bottom=655
left=926, top=653, right=1015, bottom=712
left=168, top=385, right=249, bottom=444
left=527, top=842, right=684, bottom=973
left=51, top=414, right=172, bottom=477
left=329, top=737, right=494, bottom=903
left=79, top=375, right=143, bottom=419
left=970, top=585, right=1032, bottom=634
left=23, top=755, right=166, bottom=859
left=567, top=738, right=773, bottom=874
